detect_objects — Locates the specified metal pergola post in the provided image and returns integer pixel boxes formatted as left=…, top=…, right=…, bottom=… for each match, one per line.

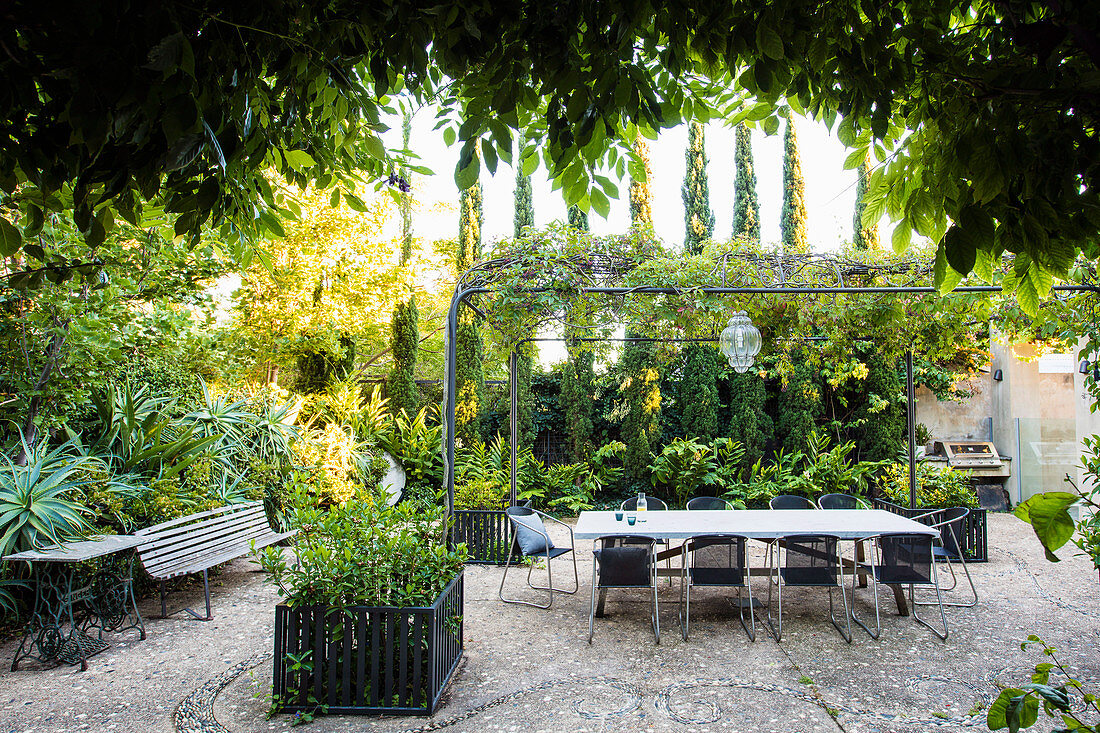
left=907, top=350, right=917, bottom=509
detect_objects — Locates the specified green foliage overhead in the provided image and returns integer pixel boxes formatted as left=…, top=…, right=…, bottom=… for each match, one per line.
left=733, top=124, right=760, bottom=246
left=682, top=122, right=715, bottom=253
left=4, top=1, right=1100, bottom=293
left=780, top=119, right=809, bottom=254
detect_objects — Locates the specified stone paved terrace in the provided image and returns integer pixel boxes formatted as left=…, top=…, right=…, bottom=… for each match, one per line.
left=0, top=513, right=1096, bottom=733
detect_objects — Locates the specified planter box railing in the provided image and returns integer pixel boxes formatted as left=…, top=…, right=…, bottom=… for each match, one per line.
left=273, top=571, right=464, bottom=716
left=452, top=509, right=512, bottom=565
left=872, top=499, right=988, bottom=563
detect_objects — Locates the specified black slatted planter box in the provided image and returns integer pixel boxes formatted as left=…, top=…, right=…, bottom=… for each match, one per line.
left=272, top=571, right=464, bottom=716
left=872, top=499, right=988, bottom=562
left=452, top=510, right=512, bottom=565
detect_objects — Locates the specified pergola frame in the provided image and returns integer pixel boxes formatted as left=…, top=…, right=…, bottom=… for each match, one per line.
left=442, top=251, right=1099, bottom=522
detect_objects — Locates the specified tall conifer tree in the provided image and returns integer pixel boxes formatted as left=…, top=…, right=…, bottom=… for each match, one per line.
left=561, top=337, right=596, bottom=463
left=514, top=135, right=534, bottom=238
left=399, top=110, right=414, bottom=264
left=679, top=343, right=718, bottom=438
left=620, top=332, right=661, bottom=486
left=455, top=142, right=486, bottom=444
left=387, top=297, right=419, bottom=417
left=780, top=119, right=809, bottom=254
left=853, top=156, right=880, bottom=250
left=629, top=133, right=654, bottom=228
left=567, top=204, right=590, bottom=231
left=682, top=122, right=715, bottom=253
left=733, top=124, right=760, bottom=245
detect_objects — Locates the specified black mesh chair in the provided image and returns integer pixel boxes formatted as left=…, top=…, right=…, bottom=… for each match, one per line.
left=769, top=495, right=817, bottom=510
left=499, top=506, right=578, bottom=609
left=912, top=507, right=978, bottom=607
left=589, top=536, right=660, bottom=644
left=620, top=496, right=669, bottom=511
left=765, top=534, right=851, bottom=642
left=817, top=493, right=870, bottom=510
left=686, top=496, right=734, bottom=510
left=680, top=534, right=755, bottom=641
left=851, top=532, right=948, bottom=640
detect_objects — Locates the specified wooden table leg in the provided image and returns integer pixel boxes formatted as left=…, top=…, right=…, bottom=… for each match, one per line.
left=595, top=588, right=607, bottom=617
left=890, top=584, right=909, bottom=616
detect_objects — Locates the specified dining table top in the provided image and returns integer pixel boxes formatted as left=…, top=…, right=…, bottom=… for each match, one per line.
left=573, top=508, right=939, bottom=541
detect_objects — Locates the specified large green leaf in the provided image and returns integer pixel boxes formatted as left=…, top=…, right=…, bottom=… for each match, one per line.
left=1013, top=491, right=1078, bottom=561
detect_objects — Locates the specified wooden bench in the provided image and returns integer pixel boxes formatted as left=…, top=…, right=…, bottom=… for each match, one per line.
left=134, top=502, right=294, bottom=620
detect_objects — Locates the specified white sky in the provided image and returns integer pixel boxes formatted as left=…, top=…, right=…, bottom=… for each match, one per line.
left=392, top=112, right=887, bottom=253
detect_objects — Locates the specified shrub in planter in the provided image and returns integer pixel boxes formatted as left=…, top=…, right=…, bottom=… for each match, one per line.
left=257, top=490, right=468, bottom=715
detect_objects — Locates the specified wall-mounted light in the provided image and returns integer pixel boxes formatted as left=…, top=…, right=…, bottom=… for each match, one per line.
left=1080, top=359, right=1090, bottom=375
left=992, top=369, right=1003, bottom=381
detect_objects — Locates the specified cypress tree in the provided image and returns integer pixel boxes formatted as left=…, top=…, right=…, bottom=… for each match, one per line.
left=516, top=343, right=537, bottom=449
left=854, top=156, right=880, bottom=250
left=780, top=119, right=809, bottom=254
left=514, top=135, right=534, bottom=238
left=399, top=111, right=414, bottom=264
left=567, top=204, right=590, bottom=231
left=681, top=122, right=715, bottom=253
left=387, top=297, right=419, bottom=417
left=455, top=146, right=486, bottom=444
left=620, top=332, right=661, bottom=485
left=561, top=340, right=596, bottom=463
left=454, top=320, right=486, bottom=445
left=679, top=343, right=719, bottom=438
left=733, top=124, right=760, bottom=246
left=776, top=351, right=823, bottom=456
left=629, top=133, right=654, bottom=228
left=727, top=371, right=771, bottom=472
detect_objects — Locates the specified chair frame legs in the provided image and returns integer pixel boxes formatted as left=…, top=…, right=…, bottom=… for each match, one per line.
left=499, top=547, right=578, bottom=610
left=914, top=538, right=977, bottom=609
left=764, top=540, right=852, bottom=643
left=679, top=546, right=755, bottom=642
left=850, top=538, right=949, bottom=641
left=588, top=549, right=659, bottom=645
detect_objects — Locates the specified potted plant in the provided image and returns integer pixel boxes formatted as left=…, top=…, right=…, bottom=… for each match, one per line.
left=257, top=488, right=467, bottom=716
left=873, top=461, right=988, bottom=562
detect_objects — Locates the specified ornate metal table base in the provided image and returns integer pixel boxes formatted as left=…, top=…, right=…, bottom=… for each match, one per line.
left=7, top=536, right=146, bottom=672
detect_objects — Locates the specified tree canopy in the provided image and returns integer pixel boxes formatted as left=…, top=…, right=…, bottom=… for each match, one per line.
left=3, top=1, right=1099, bottom=312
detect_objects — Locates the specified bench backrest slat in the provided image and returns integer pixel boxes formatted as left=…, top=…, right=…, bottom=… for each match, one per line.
left=134, top=502, right=259, bottom=536
left=139, top=516, right=275, bottom=567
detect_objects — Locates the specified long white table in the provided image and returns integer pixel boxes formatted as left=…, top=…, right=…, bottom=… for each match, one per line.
left=575, top=509, right=938, bottom=616
left=574, top=509, right=938, bottom=541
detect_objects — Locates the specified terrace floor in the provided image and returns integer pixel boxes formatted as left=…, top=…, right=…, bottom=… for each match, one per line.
left=0, top=513, right=1096, bottom=733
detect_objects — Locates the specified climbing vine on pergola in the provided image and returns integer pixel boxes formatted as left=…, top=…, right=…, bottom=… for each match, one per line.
left=441, top=229, right=1099, bottom=519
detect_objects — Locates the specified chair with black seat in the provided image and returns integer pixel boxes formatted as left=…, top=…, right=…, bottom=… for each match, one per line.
left=911, top=507, right=978, bottom=608
left=764, top=533, right=851, bottom=642
left=850, top=532, right=949, bottom=640
left=817, top=493, right=871, bottom=510
left=589, top=535, right=660, bottom=644
left=686, top=496, right=734, bottom=510
left=680, top=534, right=755, bottom=641
left=498, top=506, right=578, bottom=609
left=769, top=495, right=817, bottom=510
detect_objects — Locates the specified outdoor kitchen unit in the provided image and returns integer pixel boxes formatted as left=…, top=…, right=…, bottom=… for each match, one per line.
left=930, top=440, right=1011, bottom=477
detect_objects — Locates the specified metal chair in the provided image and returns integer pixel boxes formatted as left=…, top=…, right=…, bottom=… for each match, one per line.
left=764, top=533, right=851, bottom=642
left=499, top=506, right=578, bottom=609
left=620, top=496, right=669, bottom=511
left=686, top=496, right=734, bottom=510
left=850, top=532, right=949, bottom=640
left=589, top=535, right=660, bottom=644
left=817, top=493, right=871, bottom=510
left=911, top=507, right=978, bottom=607
left=769, top=495, right=817, bottom=510
left=680, top=534, right=755, bottom=641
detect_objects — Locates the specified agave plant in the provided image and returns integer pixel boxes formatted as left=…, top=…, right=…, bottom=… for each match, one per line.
left=246, top=392, right=302, bottom=467
left=0, top=438, right=95, bottom=557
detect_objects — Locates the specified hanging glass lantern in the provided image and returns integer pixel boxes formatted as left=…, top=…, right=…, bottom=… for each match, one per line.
left=719, top=311, right=762, bottom=373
